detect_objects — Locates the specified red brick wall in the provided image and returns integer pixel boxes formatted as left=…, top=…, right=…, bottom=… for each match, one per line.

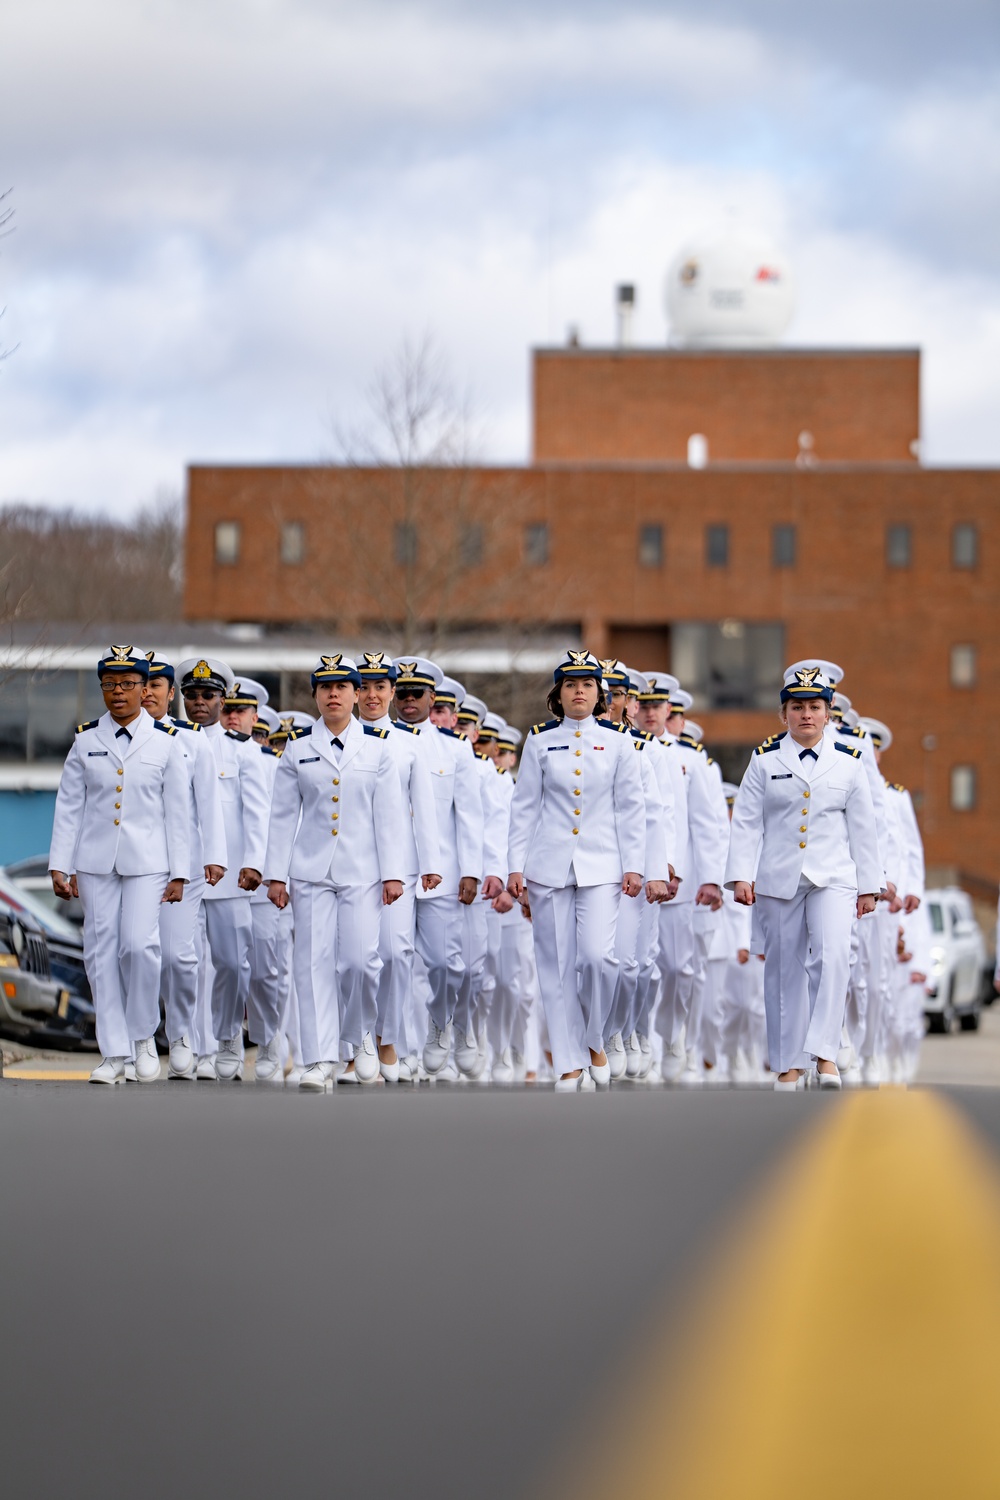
left=532, top=348, right=921, bottom=464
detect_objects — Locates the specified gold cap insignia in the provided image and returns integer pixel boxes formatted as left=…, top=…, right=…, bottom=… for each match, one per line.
left=794, top=667, right=821, bottom=688
left=364, top=652, right=387, bottom=670
left=192, top=659, right=212, bottom=680
left=397, top=661, right=418, bottom=679
left=109, top=644, right=134, bottom=663
left=599, top=659, right=621, bottom=675
left=320, top=654, right=343, bottom=671
left=280, top=716, right=294, bottom=730
left=231, top=681, right=242, bottom=695
left=567, top=650, right=592, bottom=668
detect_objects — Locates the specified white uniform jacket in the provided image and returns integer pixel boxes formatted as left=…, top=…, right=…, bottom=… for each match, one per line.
left=200, top=723, right=270, bottom=898
left=413, top=722, right=484, bottom=897
left=630, top=731, right=673, bottom=881
left=249, top=743, right=281, bottom=905
left=886, top=781, right=925, bottom=901
left=264, top=716, right=405, bottom=886
left=476, top=751, right=510, bottom=882
left=830, top=723, right=889, bottom=885
left=507, top=715, right=645, bottom=888
left=49, top=710, right=190, bottom=880
left=669, top=735, right=728, bottom=889
left=724, top=731, right=883, bottom=900
left=156, top=714, right=228, bottom=872
left=372, top=716, right=441, bottom=879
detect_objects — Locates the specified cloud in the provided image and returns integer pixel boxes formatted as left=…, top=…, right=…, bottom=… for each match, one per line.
left=0, top=0, right=997, bottom=512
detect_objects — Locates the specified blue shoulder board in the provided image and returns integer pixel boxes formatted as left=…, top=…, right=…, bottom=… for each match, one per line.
left=75, top=719, right=99, bottom=734
left=530, top=720, right=561, bottom=736
left=835, top=740, right=862, bottom=758
left=754, top=733, right=785, bottom=756
left=153, top=719, right=177, bottom=736
left=596, top=718, right=628, bottom=734
left=392, top=721, right=418, bottom=734
left=890, top=782, right=906, bottom=793
left=630, top=728, right=654, bottom=741
left=678, top=733, right=704, bottom=751
left=496, top=765, right=508, bottom=775
left=170, top=717, right=200, bottom=731
left=363, top=724, right=389, bottom=739
left=436, top=726, right=461, bottom=740
left=838, top=724, right=865, bottom=740
left=261, top=744, right=279, bottom=757
left=287, top=727, right=311, bottom=741
left=225, top=728, right=250, bottom=742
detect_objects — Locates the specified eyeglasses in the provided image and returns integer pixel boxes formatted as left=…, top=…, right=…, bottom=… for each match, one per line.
left=101, top=679, right=144, bottom=692
left=184, top=688, right=222, bottom=701
left=394, top=688, right=427, bottom=702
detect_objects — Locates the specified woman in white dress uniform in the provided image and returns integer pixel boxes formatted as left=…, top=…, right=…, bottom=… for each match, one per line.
left=264, top=654, right=405, bottom=1092
left=725, top=667, right=883, bottom=1090
left=507, top=651, right=645, bottom=1091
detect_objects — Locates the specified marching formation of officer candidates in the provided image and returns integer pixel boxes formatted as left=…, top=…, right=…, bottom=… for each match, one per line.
left=49, top=643, right=928, bottom=1092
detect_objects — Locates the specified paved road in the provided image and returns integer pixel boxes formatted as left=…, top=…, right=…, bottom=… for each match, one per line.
left=916, top=997, right=1000, bottom=1086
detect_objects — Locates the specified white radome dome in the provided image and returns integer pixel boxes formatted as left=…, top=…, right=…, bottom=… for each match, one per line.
left=665, top=232, right=795, bottom=346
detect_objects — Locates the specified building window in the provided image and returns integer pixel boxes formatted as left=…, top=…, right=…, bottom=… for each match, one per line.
left=886, top=523, right=911, bottom=569
left=394, top=522, right=418, bottom=566
left=772, top=523, right=796, bottom=568
left=460, top=523, right=484, bottom=569
left=706, top=524, right=729, bottom=567
left=214, top=521, right=241, bottom=566
left=687, top=433, right=708, bottom=469
left=638, top=524, right=663, bottom=568
left=950, top=644, right=977, bottom=688
left=952, top=523, right=978, bottom=569
left=280, top=521, right=304, bottom=565
left=950, top=765, right=976, bottom=812
left=524, top=522, right=549, bottom=566
left=671, top=621, right=785, bottom=711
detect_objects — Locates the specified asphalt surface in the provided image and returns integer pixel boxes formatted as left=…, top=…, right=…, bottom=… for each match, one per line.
left=0, top=1085, right=822, bottom=1499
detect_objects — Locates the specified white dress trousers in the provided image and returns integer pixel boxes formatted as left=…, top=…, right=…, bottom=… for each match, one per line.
left=77, top=871, right=169, bottom=1058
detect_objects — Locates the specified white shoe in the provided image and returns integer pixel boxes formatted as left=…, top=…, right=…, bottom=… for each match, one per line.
left=861, top=1057, right=882, bottom=1087
left=337, top=1062, right=359, bottom=1084
left=196, top=1054, right=218, bottom=1081
left=124, top=1060, right=137, bottom=1082
left=454, top=1029, right=479, bottom=1076
left=843, top=1063, right=863, bottom=1087
left=89, top=1055, right=125, bottom=1085
left=168, top=1035, right=196, bottom=1080
left=379, top=1052, right=400, bottom=1083
left=134, top=1037, right=161, bottom=1084
left=253, top=1035, right=284, bottom=1085
left=645, top=1060, right=662, bottom=1086
left=637, top=1033, right=654, bottom=1080
left=438, top=1059, right=460, bottom=1083
left=660, top=1041, right=686, bottom=1082
left=678, top=1048, right=704, bottom=1087
left=623, top=1031, right=643, bottom=1079
left=300, top=1061, right=335, bottom=1092
left=554, top=1071, right=596, bottom=1093
left=285, top=1064, right=305, bottom=1087
left=215, top=1036, right=244, bottom=1082
left=423, top=1021, right=452, bottom=1075
left=589, top=1059, right=611, bottom=1087
left=773, top=1077, right=799, bottom=1092
left=491, top=1046, right=515, bottom=1084
left=818, top=1068, right=842, bottom=1089
left=606, top=1032, right=627, bottom=1079
left=354, top=1032, right=380, bottom=1084
left=511, top=1048, right=527, bottom=1083
left=396, top=1055, right=415, bottom=1084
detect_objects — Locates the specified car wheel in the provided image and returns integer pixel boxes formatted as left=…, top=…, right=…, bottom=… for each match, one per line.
left=926, top=1010, right=949, bottom=1034
left=959, top=1008, right=981, bottom=1032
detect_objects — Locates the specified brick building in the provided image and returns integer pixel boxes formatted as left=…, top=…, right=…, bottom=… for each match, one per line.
left=183, top=345, right=1000, bottom=886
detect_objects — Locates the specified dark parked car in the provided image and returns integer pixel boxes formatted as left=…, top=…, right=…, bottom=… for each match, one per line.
left=5, top=853, right=84, bottom=927
left=0, top=873, right=96, bottom=1049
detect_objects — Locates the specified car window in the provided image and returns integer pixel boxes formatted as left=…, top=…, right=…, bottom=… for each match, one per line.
left=928, top=903, right=944, bottom=934
left=949, top=906, right=966, bottom=933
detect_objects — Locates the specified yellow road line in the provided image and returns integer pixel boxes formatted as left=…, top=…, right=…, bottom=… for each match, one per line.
left=544, top=1091, right=1000, bottom=1498
left=5, top=1069, right=94, bottom=1080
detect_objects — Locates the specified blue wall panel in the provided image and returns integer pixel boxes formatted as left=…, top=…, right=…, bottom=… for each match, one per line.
left=0, top=791, right=57, bottom=865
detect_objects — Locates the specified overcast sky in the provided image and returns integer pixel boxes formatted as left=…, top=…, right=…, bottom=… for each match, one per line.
left=2, top=0, right=998, bottom=514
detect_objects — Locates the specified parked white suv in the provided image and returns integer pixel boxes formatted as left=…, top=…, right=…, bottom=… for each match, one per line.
left=924, top=887, right=987, bottom=1033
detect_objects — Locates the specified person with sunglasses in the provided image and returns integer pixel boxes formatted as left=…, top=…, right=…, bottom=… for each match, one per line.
left=49, top=646, right=190, bottom=1084
left=392, top=657, right=484, bottom=1077
left=176, top=656, right=270, bottom=1081
left=141, top=652, right=228, bottom=1081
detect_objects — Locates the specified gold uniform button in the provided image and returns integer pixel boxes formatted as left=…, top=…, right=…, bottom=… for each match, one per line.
left=799, top=841, right=806, bottom=849
left=117, top=767, right=124, bottom=775
left=332, top=795, right=339, bottom=802
left=332, top=830, right=338, bottom=836
left=115, top=784, right=122, bottom=792
left=115, top=802, right=121, bottom=810
left=114, top=818, right=120, bottom=826
left=574, top=750, right=582, bottom=757
left=801, top=809, right=808, bottom=815
left=574, top=731, right=582, bottom=739
left=799, top=825, right=807, bottom=832
left=571, top=828, right=579, bottom=836
left=333, top=777, right=340, bottom=786
left=573, top=788, right=580, bottom=797
left=803, top=790, right=810, bottom=798
left=573, top=769, right=581, bottom=777
left=332, top=814, right=339, bottom=821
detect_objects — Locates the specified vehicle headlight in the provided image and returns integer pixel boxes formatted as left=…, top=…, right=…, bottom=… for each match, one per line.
left=0, top=953, right=18, bottom=969
left=9, top=920, right=25, bottom=959
left=929, top=945, right=945, bottom=974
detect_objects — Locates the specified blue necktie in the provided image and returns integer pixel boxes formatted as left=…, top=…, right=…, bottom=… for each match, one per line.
left=799, top=747, right=818, bottom=762
left=116, top=726, right=132, bottom=741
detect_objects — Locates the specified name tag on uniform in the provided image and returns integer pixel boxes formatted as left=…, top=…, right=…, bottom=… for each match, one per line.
left=88, top=751, right=108, bottom=757
left=547, top=746, right=568, bottom=752
left=771, top=773, right=793, bottom=780
left=299, top=756, right=321, bottom=764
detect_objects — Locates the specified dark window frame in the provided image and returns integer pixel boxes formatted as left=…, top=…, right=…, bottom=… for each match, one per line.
left=524, top=522, right=550, bottom=567
left=706, top=524, right=729, bottom=568
left=772, top=522, right=796, bottom=568
left=638, top=523, right=664, bottom=568
left=952, top=522, right=978, bottom=570
left=886, top=522, right=912, bottom=569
